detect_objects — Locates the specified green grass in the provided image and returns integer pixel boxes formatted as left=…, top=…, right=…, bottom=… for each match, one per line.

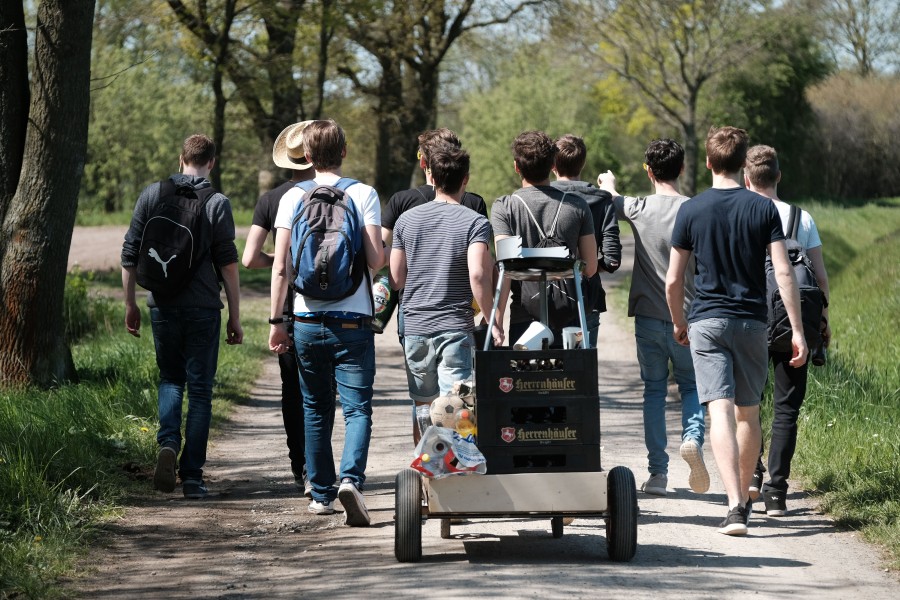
left=0, top=272, right=271, bottom=598
left=75, top=208, right=256, bottom=228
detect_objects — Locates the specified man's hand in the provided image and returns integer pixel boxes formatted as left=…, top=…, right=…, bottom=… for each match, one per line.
left=597, top=170, right=618, bottom=195
left=491, top=324, right=505, bottom=348
left=125, top=303, right=141, bottom=338
left=226, top=317, right=243, bottom=345
left=269, top=323, right=290, bottom=354
left=789, top=331, right=809, bottom=368
left=673, top=321, right=689, bottom=346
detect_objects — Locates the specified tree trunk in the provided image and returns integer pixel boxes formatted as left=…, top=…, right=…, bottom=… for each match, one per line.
left=682, top=120, right=698, bottom=197
left=0, top=0, right=95, bottom=387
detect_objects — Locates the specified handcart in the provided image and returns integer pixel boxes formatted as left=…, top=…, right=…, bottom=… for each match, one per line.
left=394, top=241, right=638, bottom=562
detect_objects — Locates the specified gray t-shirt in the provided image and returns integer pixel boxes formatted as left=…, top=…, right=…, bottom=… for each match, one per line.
left=491, top=185, right=594, bottom=324
left=394, top=201, right=492, bottom=335
left=614, top=194, right=695, bottom=322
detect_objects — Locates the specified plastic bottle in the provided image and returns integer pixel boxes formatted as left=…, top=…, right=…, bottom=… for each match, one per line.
left=455, top=407, right=477, bottom=438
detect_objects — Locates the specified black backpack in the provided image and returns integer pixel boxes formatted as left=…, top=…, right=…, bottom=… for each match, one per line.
left=516, top=193, right=584, bottom=330
left=765, top=205, right=827, bottom=353
left=136, top=179, right=216, bottom=298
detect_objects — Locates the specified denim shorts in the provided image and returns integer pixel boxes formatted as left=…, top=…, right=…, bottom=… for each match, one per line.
left=403, top=330, right=474, bottom=402
left=688, top=318, right=768, bottom=407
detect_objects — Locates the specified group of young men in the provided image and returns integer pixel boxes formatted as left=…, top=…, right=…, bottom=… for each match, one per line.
left=123, top=120, right=828, bottom=537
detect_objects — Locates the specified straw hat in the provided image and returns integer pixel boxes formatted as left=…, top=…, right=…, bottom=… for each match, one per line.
left=272, top=120, right=315, bottom=170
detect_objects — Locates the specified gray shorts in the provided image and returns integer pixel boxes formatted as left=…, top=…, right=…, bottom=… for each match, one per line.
left=688, top=318, right=768, bottom=406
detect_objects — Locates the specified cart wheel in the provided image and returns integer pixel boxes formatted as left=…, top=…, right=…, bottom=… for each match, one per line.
left=395, top=469, right=423, bottom=562
left=440, top=518, right=451, bottom=539
left=551, top=516, right=564, bottom=538
left=606, top=466, right=637, bottom=562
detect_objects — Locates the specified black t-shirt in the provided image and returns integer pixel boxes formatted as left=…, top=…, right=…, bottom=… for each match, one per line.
left=671, top=187, right=784, bottom=323
left=382, top=185, right=488, bottom=230
left=251, top=179, right=297, bottom=241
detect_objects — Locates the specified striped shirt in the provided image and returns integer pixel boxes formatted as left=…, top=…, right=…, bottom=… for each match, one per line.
left=393, top=201, right=492, bottom=335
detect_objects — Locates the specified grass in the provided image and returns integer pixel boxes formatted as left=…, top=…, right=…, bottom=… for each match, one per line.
left=0, top=270, right=271, bottom=598
left=76, top=208, right=256, bottom=228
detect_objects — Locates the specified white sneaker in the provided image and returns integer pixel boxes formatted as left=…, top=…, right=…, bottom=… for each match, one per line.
left=308, top=499, right=335, bottom=515
left=680, top=439, right=710, bottom=493
left=338, top=478, right=370, bottom=527
left=641, top=473, right=668, bottom=496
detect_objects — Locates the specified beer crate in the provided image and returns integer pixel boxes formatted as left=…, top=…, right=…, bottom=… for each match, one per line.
left=479, top=443, right=601, bottom=474
left=474, top=348, right=598, bottom=400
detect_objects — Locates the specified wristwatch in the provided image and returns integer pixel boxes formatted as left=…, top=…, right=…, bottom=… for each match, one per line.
left=268, top=316, right=286, bottom=324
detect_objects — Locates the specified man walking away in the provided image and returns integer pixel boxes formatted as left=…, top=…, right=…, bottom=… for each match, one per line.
left=122, top=133, right=243, bottom=500
left=666, top=126, right=807, bottom=536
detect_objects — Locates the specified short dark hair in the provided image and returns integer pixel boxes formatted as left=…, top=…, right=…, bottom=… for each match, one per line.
left=302, top=119, right=346, bottom=171
left=182, top=134, right=216, bottom=166
left=429, top=146, right=470, bottom=195
left=418, top=128, right=462, bottom=164
left=553, top=134, right=587, bottom=178
left=512, top=130, right=556, bottom=183
left=706, top=126, right=749, bottom=175
left=645, top=139, right=684, bottom=182
left=745, top=145, right=780, bottom=188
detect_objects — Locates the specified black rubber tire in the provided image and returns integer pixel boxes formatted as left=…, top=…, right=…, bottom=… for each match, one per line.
left=440, top=518, right=451, bottom=539
left=606, top=466, right=638, bottom=562
left=551, top=516, right=564, bottom=538
left=394, top=468, right=423, bottom=562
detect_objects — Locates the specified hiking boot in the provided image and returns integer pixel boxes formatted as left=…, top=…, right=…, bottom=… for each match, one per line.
left=308, top=499, right=335, bottom=515
left=764, top=489, right=787, bottom=517
left=680, top=439, right=710, bottom=493
left=640, top=473, right=668, bottom=496
left=718, top=505, right=749, bottom=536
left=749, top=465, right=764, bottom=500
left=182, top=479, right=208, bottom=499
left=338, top=478, right=370, bottom=527
left=153, top=446, right=177, bottom=493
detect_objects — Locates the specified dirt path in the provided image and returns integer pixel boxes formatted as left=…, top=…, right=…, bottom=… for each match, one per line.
left=67, top=228, right=897, bottom=599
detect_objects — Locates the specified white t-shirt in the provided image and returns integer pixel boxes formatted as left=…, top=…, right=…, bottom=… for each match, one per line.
left=772, top=199, right=821, bottom=251
left=274, top=173, right=381, bottom=315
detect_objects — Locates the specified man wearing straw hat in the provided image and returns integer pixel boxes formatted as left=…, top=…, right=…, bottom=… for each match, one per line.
left=242, top=121, right=316, bottom=497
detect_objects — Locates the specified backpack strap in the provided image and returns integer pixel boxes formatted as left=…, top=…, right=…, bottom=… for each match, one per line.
left=546, top=192, right=568, bottom=237
left=787, top=204, right=801, bottom=241
left=513, top=194, right=547, bottom=240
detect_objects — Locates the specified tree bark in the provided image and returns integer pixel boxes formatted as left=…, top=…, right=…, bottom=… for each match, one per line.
left=0, top=0, right=96, bottom=387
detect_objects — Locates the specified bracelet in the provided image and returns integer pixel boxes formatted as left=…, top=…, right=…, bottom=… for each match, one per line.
left=268, top=316, right=286, bottom=325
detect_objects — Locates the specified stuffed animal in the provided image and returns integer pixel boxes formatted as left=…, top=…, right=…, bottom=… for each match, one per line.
left=430, top=394, right=464, bottom=429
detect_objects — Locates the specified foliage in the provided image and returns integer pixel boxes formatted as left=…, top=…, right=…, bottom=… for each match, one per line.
left=804, top=73, right=900, bottom=200
left=0, top=281, right=270, bottom=596
left=63, top=269, right=117, bottom=343
left=459, top=44, right=619, bottom=203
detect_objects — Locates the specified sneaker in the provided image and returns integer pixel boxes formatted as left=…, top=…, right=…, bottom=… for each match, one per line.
left=153, top=446, right=177, bottom=493
left=749, top=466, right=764, bottom=500
left=718, top=505, right=749, bottom=536
left=293, top=466, right=313, bottom=499
left=338, top=478, right=370, bottom=527
left=182, top=479, right=208, bottom=499
left=680, top=439, right=710, bottom=493
left=745, top=499, right=753, bottom=526
left=308, top=499, right=335, bottom=515
left=640, top=473, right=668, bottom=496
left=764, top=489, right=787, bottom=517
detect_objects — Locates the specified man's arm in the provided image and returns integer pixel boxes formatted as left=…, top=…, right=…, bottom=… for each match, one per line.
left=122, top=266, right=140, bottom=338
left=577, top=233, right=599, bottom=277
left=219, top=262, right=243, bottom=345
left=769, top=240, right=809, bottom=366
left=363, top=224, right=386, bottom=271
left=597, top=170, right=619, bottom=197
left=242, top=225, right=273, bottom=269
left=468, top=241, right=504, bottom=346
left=269, top=227, right=292, bottom=354
left=806, top=245, right=832, bottom=346
left=389, top=246, right=407, bottom=291
left=666, top=246, right=692, bottom=346
left=599, top=198, right=621, bottom=272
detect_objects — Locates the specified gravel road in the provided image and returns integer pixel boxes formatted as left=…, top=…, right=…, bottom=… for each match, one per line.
left=66, top=227, right=898, bottom=599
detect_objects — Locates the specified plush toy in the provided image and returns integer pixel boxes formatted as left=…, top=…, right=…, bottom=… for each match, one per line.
left=430, top=394, right=464, bottom=429
left=451, top=380, right=475, bottom=403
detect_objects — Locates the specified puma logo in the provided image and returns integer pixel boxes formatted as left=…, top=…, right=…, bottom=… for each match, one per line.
left=148, top=248, right=176, bottom=278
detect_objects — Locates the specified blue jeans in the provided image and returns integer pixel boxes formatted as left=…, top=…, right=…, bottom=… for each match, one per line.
left=293, top=321, right=375, bottom=503
left=150, top=306, right=221, bottom=481
left=403, top=330, right=474, bottom=402
left=634, top=315, right=705, bottom=476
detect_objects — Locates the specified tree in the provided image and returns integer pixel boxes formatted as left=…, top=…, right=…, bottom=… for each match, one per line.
left=566, top=0, right=768, bottom=195
left=820, top=0, right=900, bottom=75
left=339, top=0, right=546, bottom=197
left=0, top=0, right=96, bottom=386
